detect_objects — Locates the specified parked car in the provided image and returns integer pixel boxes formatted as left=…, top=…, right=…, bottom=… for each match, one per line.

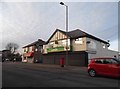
left=88, top=57, right=120, bottom=78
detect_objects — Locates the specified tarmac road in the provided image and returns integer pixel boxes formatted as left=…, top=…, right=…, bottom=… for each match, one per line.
left=2, top=62, right=120, bottom=87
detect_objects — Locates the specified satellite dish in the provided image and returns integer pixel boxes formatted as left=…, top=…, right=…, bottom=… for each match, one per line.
left=107, top=43, right=110, bottom=47
left=107, top=40, right=110, bottom=43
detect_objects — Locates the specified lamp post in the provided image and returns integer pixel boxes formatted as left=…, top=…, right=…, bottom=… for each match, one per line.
left=60, top=2, right=69, bottom=66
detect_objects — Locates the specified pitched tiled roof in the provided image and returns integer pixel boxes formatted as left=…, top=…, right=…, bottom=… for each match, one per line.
left=67, top=29, right=86, bottom=38
left=67, top=29, right=109, bottom=44
left=47, top=29, right=109, bottom=44
left=23, top=39, right=46, bottom=48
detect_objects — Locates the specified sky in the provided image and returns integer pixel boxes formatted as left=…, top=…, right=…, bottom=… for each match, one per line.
left=0, top=0, right=119, bottom=53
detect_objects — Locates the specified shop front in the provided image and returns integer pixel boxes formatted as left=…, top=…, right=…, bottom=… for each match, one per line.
left=23, top=52, right=34, bottom=63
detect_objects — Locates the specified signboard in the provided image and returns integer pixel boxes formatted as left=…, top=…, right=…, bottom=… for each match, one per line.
left=44, top=39, right=71, bottom=53
left=47, top=46, right=71, bottom=53
left=47, top=46, right=64, bottom=53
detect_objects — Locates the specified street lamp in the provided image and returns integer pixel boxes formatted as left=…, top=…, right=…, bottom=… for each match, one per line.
left=60, top=2, right=69, bottom=66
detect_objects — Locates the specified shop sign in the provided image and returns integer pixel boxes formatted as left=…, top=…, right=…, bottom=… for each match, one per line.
left=47, top=46, right=64, bottom=53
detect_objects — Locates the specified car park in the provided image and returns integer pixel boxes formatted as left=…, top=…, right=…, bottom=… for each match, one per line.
left=88, top=57, right=120, bottom=78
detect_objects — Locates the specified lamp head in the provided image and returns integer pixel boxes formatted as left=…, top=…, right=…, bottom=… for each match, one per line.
left=60, top=2, right=64, bottom=5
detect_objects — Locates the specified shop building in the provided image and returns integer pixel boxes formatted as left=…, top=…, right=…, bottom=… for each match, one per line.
left=22, top=39, right=46, bottom=63
left=22, top=29, right=118, bottom=66
left=42, top=29, right=118, bottom=66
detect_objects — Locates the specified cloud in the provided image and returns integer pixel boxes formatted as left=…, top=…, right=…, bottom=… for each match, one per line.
left=68, top=2, right=118, bottom=41
left=1, top=2, right=65, bottom=50
left=1, top=0, right=120, bottom=2
left=109, top=39, right=118, bottom=51
left=0, top=2, right=118, bottom=52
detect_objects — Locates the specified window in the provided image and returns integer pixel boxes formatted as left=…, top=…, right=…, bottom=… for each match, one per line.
left=88, top=41, right=96, bottom=49
left=24, top=49, right=26, bottom=52
left=110, top=59, right=118, bottom=64
left=62, top=39, right=70, bottom=46
left=48, top=42, right=54, bottom=48
left=25, top=47, right=29, bottom=53
left=32, top=46, right=34, bottom=51
left=95, top=59, right=103, bottom=64
left=75, top=38, right=83, bottom=44
left=103, top=45, right=105, bottom=48
left=101, top=43, right=106, bottom=48
left=95, top=58, right=118, bottom=64
left=55, top=40, right=58, bottom=44
left=103, top=59, right=112, bottom=64
left=62, top=40, right=66, bottom=46
left=27, top=47, right=29, bottom=52
left=101, top=59, right=118, bottom=64
left=29, top=47, right=33, bottom=52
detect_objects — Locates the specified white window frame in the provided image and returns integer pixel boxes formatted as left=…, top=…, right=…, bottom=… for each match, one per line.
left=75, top=38, right=83, bottom=44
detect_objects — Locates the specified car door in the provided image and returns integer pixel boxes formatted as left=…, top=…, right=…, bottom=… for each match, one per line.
left=100, top=59, right=112, bottom=76
left=109, top=58, right=120, bottom=77
left=93, top=59, right=108, bottom=75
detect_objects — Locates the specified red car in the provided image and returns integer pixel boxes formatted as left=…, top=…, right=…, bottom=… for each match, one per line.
left=88, top=57, right=120, bottom=78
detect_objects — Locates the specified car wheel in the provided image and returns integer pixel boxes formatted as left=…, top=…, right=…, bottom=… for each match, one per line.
left=88, top=69, right=96, bottom=77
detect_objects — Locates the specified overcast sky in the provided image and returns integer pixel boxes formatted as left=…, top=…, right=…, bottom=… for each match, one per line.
left=0, top=0, right=119, bottom=53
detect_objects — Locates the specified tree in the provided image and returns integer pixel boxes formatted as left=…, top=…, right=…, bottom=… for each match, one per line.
left=4, top=43, right=20, bottom=61
left=15, top=53, right=22, bottom=61
left=5, top=43, right=19, bottom=53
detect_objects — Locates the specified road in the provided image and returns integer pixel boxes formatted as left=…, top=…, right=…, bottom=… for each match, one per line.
left=2, top=62, right=120, bottom=87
